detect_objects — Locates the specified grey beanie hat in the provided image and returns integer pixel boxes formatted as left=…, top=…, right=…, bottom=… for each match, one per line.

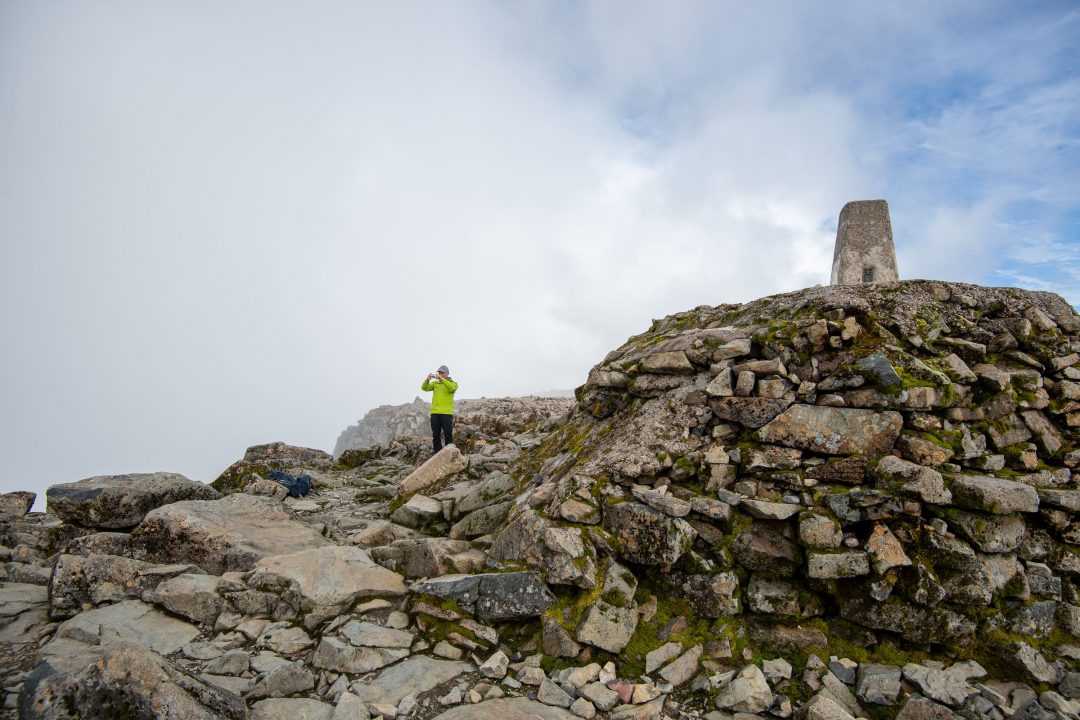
left=438, top=365, right=449, bottom=373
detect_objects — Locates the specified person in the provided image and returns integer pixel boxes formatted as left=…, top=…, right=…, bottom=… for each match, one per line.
left=421, top=365, right=458, bottom=452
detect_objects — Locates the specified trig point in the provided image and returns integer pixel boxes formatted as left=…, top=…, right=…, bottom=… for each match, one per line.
left=830, top=199, right=899, bottom=285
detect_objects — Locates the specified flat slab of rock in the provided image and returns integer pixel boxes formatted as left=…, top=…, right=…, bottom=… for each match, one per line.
left=340, top=620, right=413, bottom=648
left=0, top=582, right=49, bottom=620
left=20, top=640, right=246, bottom=720
left=398, top=444, right=469, bottom=497
left=0, top=582, right=50, bottom=644
left=47, top=600, right=200, bottom=656
left=47, top=472, right=219, bottom=529
left=631, top=486, right=692, bottom=517
left=1037, top=489, right=1080, bottom=512
left=808, top=552, right=870, bottom=579
left=757, top=405, right=903, bottom=456
left=310, top=636, right=409, bottom=674
left=857, top=663, right=902, bottom=706
left=131, top=494, right=330, bottom=573
left=659, top=644, right=703, bottom=686
left=251, top=698, right=334, bottom=720
left=950, top=475, right=1040, bottom=514
left=251, top=546, right=405, bottom=618
left=740, top=499, right=800, bottom=520
left=353, top=656, right=472, bottom=707
left=432, top=697, right=578, bottom=719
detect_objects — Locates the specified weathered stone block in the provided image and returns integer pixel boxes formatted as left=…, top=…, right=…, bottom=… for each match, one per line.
left=397, top=444, right=469, bottom=497
left=950, top=475, right=1040, bottom=514
left=603, top=502, right=695, bottom=566
left=757, top=405, right=903, bottom=456
left=808, top=552, right=870, bottom=579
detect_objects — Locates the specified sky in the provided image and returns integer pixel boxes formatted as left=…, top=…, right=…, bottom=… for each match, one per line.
left=2, top=1, right=1079, bottom=506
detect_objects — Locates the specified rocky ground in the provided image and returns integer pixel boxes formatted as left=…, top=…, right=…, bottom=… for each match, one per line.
left=2, top=280, right=1080, bottom=720
left=333, top=396, right=577, bottom=457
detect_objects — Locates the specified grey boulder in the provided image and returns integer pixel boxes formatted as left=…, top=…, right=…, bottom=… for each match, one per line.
left=47, top=472, right=219, bottom=529
left=131, top=494, right=330, bottom=574
left=0, top=491, right=36, bottom=516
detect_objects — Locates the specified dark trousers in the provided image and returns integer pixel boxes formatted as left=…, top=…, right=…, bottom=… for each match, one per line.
left=431, top=414, right=454, bottom=453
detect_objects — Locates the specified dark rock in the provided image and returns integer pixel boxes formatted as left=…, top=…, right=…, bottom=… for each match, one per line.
left=371, top=537, right=473, bottom=579
left=58, top=532, right=133, bottom=557
left=746, top=575, right=823, bottom=617
left=825, top=489, right=907, bottom=524
left=806, top=457, right=869, bottom=485
left=602, top=502, right=695, bottom=566
left=542, top=616, right=581, bottom=658
left=857, top=353, right=903, bottom=389
left=670, top=572, right=740, bottom=617
left=413, top=571, right=555, bottom=621
left=709, top=397, right=794, bottom=428
left=475, top=572, right=556, bottom=622
left=731, top=522, right=803, bottom=577
left=922, top=532, right=992, bottom=605
left=1006, top=599, right=1057, bottom=638
left=984, top=414, right=1033, bottom=451
left=839, top=596, right=976, bottom=644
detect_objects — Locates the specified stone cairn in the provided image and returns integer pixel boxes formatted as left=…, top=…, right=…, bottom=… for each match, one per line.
left=3, top=279, right=1080, bottom=720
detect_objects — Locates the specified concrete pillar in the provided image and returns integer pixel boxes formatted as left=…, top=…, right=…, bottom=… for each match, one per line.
left=830, top=200, right=899, bottom=285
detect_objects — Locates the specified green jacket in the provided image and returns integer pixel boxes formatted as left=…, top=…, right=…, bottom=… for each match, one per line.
left=422, top=377, right=458, bottom=415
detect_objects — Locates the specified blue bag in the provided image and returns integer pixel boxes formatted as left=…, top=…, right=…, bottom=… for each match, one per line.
left=266, top=470, right=313, bottom=497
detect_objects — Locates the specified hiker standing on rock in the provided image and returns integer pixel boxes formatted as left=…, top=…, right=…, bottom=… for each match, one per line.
left=422, top=365, right=458, bottom=453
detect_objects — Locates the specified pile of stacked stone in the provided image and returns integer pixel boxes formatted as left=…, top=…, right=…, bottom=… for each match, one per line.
left=484, top=280, right=1080, bottom=714
left=2, top=280, right=1080, bottom=720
